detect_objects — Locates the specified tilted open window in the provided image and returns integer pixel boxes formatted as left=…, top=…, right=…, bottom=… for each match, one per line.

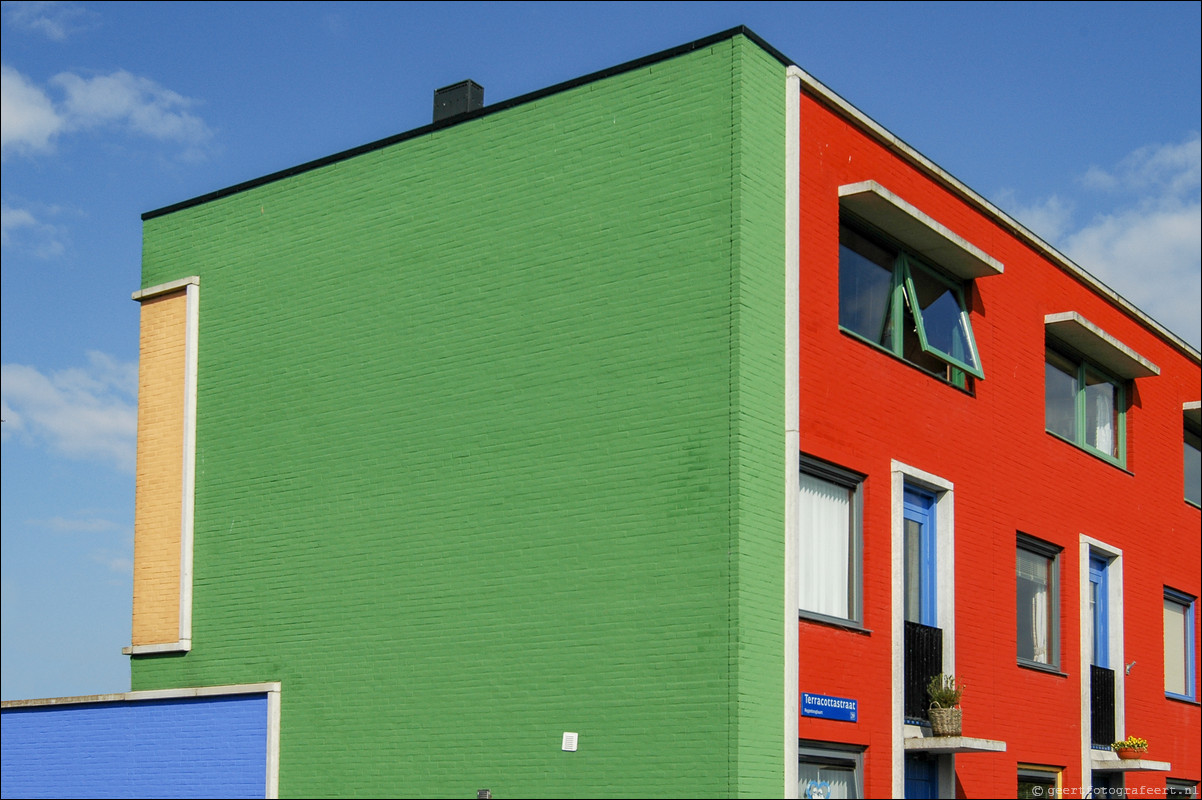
left=838, top=182, right=1000, bottom=385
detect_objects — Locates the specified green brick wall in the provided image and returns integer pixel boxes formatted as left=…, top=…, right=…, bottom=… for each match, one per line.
left=135, top=35, right=786, bottom=798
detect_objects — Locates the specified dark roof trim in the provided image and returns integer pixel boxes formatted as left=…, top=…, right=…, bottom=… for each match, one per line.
left=142, top=26, right=791, bottom=221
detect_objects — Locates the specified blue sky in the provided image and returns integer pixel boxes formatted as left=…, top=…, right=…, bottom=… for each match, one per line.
left=2, top=1, right=1199, bottom=701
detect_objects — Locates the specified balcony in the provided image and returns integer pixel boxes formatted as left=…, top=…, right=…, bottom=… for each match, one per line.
left=1090, top=665, right=1115, bottom=747
left=904, top=621, right=942, bottom=722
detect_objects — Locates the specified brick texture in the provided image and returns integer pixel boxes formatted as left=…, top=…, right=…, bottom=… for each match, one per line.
left=134, top=37, right=787, bottom=799
left=1, top=694, right=269, bottom=798
left=795, top=88, right=1200, bottom=796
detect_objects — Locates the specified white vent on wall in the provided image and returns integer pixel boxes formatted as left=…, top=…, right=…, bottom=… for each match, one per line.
left=561, top=732, right=578, bottom=752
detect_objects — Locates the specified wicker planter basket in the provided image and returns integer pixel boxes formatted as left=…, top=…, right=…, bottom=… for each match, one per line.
left=929, top=707, right=962, bottom=737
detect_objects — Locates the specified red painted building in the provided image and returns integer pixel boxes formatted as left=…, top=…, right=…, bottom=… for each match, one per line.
left=788, top=64, right=1201, bottom=798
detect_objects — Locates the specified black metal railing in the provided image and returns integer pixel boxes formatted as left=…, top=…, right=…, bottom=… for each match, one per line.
left=904, top=620, right=943, bottom=721
left=1091, top=664, right=1116, bottom=746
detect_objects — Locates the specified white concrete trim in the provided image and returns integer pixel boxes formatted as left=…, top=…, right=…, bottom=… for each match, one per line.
left=131, top=276, right=200, bottom=302
left=783, top=64, right=802, bottom=800
left=1, top=681, right=281, bottom=708
left=838, top=181, right=1003, bottom=280
left=1044, top=312, right=1159, bottom=379
left=179, top=282, right=199, bottom=645
left=1091, top=751, right=1172, bottom=773
left=791, top=67, right=1199, bottom=364
left=266, top=684, right=282, bottom=799
left=121, top=640, right=192, bottom=656
left=891, top=461, right=956, bottom=798
left=1183, top=401, right=1200, bottom=428
left=903, top=735, right=1006, bottom=754
left=1078, top=536, right=1125, bottom=797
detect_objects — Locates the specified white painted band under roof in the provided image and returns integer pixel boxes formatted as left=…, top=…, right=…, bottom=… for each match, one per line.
left=794, top=66, right=1199, bottom=364
left=1044, top=312, right=1160, bottom=379
left=131, top=276, right=200, bottom=302
left=839, top=181, right=1003, bottom=281
left=0, top=681, right=280, bottom=708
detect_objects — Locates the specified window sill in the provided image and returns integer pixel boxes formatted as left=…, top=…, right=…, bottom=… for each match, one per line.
left=838, top=328, right=975, bottom=396
left=122, top=640, right=191, bottom=656
left=799, top=610, right=872, bottom=636
left=1044, top=429, right=1130, bottom=473
left=1186, top=498, right=1201, bottom=510
left=1165, top=693, right=1200, bottom=706
left=1017, top=660, right=1068, bottom=677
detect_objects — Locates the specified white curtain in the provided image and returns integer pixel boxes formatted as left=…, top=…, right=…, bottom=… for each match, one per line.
left=1164, top=598, right=1188, bottom=696
left=1031, top=590, right=1049, bottom=663
left=799, top=473, right=850, bottom=619
left=1018, top=548, right=1050, bottom=663
left=799, top=763, right=856, bottom=799
left=1087, top=380, right=1115, bottom=455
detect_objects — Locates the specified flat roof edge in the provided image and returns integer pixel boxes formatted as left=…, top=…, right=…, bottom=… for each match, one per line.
left=141, top=26, right=789, bottom=222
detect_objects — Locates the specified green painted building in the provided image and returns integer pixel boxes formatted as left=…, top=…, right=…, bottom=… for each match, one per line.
left=130, top=29, right=793, bottom=798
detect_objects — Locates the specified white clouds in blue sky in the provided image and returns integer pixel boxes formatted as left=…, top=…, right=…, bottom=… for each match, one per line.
left=1, top=62, right=213, bottom=161
left=1, top=1, right=94, bottom=41
left=1, top=352, right=137, bottom=472
left=1, top=0, right=1198, bottom=702
left=1000, top=134, right=1202, bottom=347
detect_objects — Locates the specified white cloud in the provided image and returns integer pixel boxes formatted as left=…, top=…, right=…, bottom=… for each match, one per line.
left=1, top=63, right=212, bottom=160
left=1, top=1, right=93, bottom=41
left=1062, top=202, right=1201, bottom=349
left=0, top=64, right=64, bottom=157
left=0, top=202, right=37, bottom=242
left=52, top=70, right=211, bottom=145
left=1003, top=135, right=1202, bottom=350
left=1, top=201, right=67, bottom=256
left=1082, top=136, right=1202, bottom=197
left=995, top=191, right=1074, bottom=244
left=1, top=352, right=137, bottom=472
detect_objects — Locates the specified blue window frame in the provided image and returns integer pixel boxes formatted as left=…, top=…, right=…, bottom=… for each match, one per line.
left=1165, top=588, right=1196, bottom=701
left=904, top=488, right=937, bottom=627
left=1090, top=556, right=1109, bottom=668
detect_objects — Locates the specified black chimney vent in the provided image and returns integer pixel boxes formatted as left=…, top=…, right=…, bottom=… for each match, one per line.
left=433, top=80, right=484, bottom=122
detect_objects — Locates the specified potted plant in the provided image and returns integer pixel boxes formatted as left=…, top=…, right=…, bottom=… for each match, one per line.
left=926, top=674, right=964, bottom=736
left=1111, top=736, right=1148, bottom=760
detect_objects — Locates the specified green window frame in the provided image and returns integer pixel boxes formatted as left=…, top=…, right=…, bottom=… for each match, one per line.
left=839, top=221, right=984, bottom=383
left=1044, top=347, right=1127, bottom=467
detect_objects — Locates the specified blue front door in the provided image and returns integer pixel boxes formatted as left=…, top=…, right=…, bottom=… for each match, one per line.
left=904, top=754, right=937, bottom=799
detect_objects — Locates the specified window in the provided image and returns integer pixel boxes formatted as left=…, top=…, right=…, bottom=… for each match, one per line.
left=1186, top=414, right=1201, bottom=507
left=1164, top=588, right=1196, bottom=700
left=1017, top=535, right=1061, bottom=669
left=799, top=742, right=863, bottom=799
left=799, top=456, right=863, bottom=624
left=1018, top=765, right=1062, bottom=799
left=903, top=488, right=937, bottom=627
left=839, top=221, right=983, bottom=384
left=1167, top=779, right=1199, bottom=797
left=1045, top=347, right=1126, bottom=465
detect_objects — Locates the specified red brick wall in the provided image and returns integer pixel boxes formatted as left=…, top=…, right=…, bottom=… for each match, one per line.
left=796, top=88, right=1200, bottom=797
